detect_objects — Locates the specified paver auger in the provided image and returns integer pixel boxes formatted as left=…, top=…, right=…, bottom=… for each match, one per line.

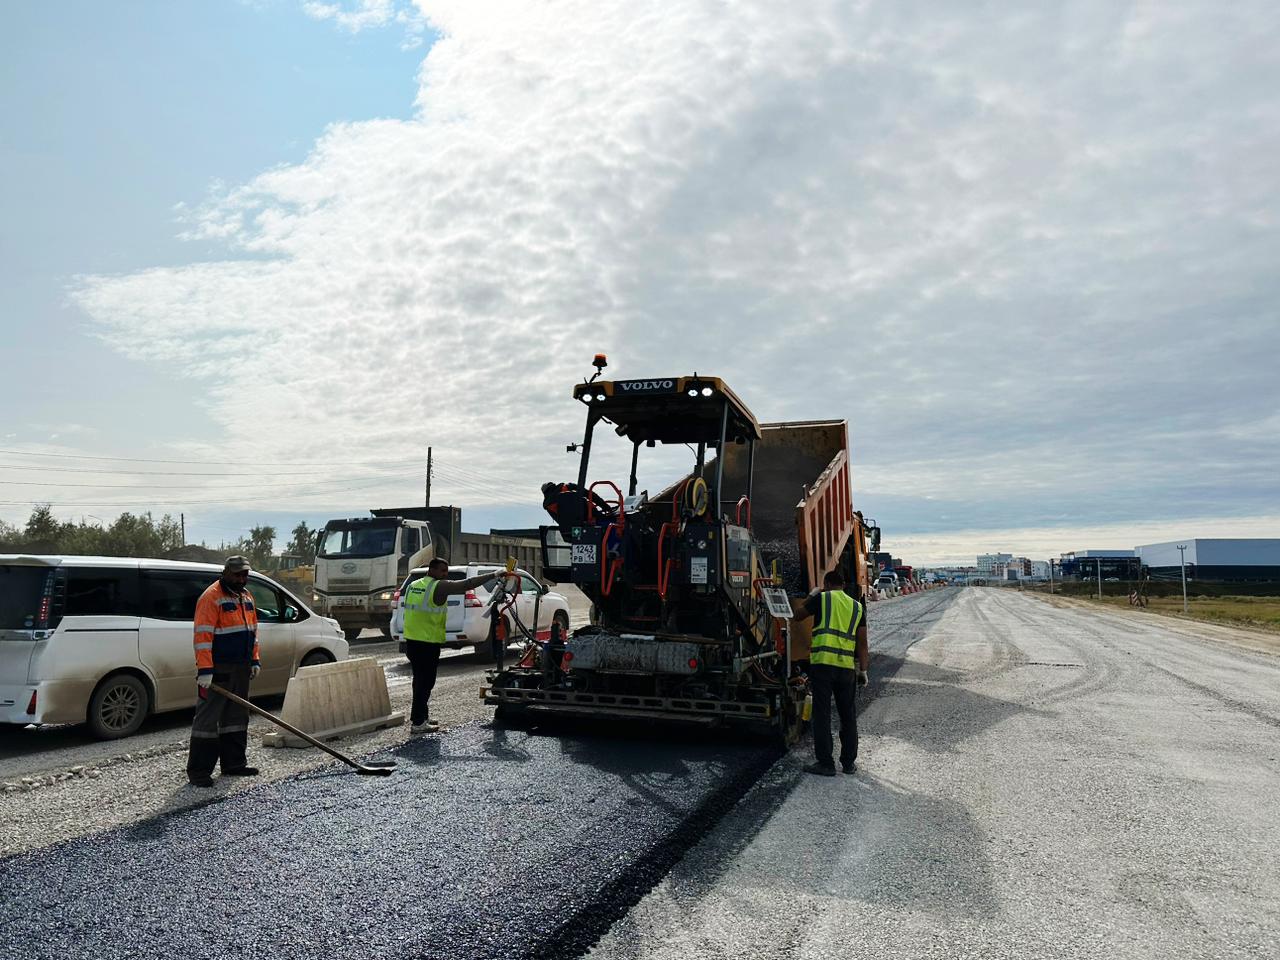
left=483, top=360, right=868, bottom=745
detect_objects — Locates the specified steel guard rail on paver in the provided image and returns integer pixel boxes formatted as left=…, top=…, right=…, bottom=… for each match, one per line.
left=796, top=447, right=855, bottom=590
left=483, top=685, right=773, bottom=720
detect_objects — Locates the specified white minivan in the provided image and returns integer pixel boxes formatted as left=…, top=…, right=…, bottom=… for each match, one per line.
left=0, top=555, right=350, bottom=739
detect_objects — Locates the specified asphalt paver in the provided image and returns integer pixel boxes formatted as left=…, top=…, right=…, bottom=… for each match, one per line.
left=0, top=721, right=778, bottom=960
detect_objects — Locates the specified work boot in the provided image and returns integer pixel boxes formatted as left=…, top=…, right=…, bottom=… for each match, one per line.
left=188, top=775, right=214, bottom=788
left=410, top=720, right=440, bottom=735
left=804, top=762, right=837, bottom=777
left=222, top=767, right=259, bottom=776
left=842, top=761, right=857, bottom=774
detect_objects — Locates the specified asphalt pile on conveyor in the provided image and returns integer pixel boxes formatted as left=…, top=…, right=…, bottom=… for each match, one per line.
left=0, top=723, right=778, bottom=960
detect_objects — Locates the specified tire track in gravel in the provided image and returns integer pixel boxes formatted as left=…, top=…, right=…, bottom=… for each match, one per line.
left=981, top=590, right=1124, bottom=709
left=1051, top=601, right=1280, bottom=732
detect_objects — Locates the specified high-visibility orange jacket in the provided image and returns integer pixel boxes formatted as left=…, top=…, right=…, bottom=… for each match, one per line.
left=193, top=580, right=260, bottom=676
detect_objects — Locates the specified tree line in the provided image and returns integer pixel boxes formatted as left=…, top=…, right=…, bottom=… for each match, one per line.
left=0, top=505, right=319, bottom=571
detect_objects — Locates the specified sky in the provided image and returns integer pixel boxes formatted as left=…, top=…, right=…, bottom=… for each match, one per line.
left=3, top=0, right=1278, bottom=565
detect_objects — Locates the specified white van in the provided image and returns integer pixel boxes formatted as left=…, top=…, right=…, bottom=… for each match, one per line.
left=0, top=556, right=350, bottom=739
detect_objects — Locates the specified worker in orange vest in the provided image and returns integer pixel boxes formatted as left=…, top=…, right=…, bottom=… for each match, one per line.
left=187, top=556, right=261, bottom=787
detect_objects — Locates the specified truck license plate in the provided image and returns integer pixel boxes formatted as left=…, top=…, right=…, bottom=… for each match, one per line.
left=332, top=596, right=364, bottom=607
left=571, top=544, right=597, bottom=565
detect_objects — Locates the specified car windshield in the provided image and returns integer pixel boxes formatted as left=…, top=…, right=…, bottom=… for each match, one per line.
left=319, top=521, right=398, bottom=558
left=0, top=564, right=54, bottom=632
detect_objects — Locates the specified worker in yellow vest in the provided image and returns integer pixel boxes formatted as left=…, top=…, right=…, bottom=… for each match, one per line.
left=794, top=567, right=869, bottom=776
left=402, top=557, right=503, bottom=734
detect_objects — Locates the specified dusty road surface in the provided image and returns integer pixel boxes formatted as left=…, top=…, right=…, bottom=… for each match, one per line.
left=590, top=587, right=1280, bottom=960
left=2, top=587, right=1276, bottom=959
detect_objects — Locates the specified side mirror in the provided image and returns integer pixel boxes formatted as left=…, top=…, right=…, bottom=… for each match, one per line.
left=284, top=605, right=300, bottom=623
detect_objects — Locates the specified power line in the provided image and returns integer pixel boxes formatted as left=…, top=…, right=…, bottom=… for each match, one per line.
left=0, top=476, right=409, bottom=508
left=0, top=448, right=423, bottom=468
left=0, top=461, right=418, bottom=478
left=0, top=471, right=421, bottom=490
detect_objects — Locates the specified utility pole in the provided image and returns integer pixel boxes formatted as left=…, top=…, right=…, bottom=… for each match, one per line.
left=1178, top=543, right=1188, bottom=614
left=180, top=513, right=186, bottom=546
left=425, top=447, right=433, bottom=508
left=1049, top=559, right=1055, bottom=595
left=1097, top=558, right=1103, bottom=600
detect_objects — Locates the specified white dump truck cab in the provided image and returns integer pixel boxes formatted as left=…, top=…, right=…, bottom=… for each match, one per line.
left=314, top=517, right=434, bottom=641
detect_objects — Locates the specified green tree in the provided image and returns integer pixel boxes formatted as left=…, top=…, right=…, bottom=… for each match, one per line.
left=238, top=525, right=277, bottom=570
left=24, top=504, right=60, bottom=546
left=289, top=521, right=316, bottom=564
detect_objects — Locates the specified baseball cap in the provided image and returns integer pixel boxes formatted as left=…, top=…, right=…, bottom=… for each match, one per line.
left=223, top=555, right=252, bottom=573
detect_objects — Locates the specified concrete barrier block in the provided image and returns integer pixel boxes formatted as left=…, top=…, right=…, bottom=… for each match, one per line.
left=262, top=657, right=403, bottom=748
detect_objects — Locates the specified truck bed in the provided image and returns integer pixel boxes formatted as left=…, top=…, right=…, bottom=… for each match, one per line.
left=720, top=420, right=855, bottom=593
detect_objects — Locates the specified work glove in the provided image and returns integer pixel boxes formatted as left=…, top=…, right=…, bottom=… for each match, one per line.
left=250, top=664, right=260, bottom=680
left=856, top=669, right=869, bottom=687
left=197, top=674, right=212, bottom=699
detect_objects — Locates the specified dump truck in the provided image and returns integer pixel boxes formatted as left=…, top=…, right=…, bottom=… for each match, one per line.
left=313, top=516, right=437, bottom=640
left=483, top=366, right=868, bottom=745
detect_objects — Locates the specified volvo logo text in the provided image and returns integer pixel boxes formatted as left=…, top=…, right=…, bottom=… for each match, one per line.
left=617, top=379, right=676, bottom=392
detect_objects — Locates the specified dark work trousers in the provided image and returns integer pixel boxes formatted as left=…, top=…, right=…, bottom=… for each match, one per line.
left=405, top=640, right=443, bottom=725
left=809, top=663, right=857, bottom=768
left=187, top=662, right=252, bottom=778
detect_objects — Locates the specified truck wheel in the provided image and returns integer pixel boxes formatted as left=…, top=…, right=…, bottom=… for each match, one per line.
left=343, top=628, right=362, bottom=642
left=87, top=672, right=149, bottom=740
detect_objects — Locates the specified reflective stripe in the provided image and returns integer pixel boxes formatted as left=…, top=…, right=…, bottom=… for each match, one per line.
left=214, top=624, right=256, bottom=636
left=810, top=644, right=857, bottom=661
left=194, top=642, right=213, bottom=651
left=194, top=625, right=215, bottom=635
left=218, top=724, right=248, bottom=734
left=192, top=730, right=219, bottom=740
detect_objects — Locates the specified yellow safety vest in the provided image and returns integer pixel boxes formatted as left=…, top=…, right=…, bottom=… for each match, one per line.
left=402, top=576, right=447, bottom=644
left=811, top=590, right=863, bottom=669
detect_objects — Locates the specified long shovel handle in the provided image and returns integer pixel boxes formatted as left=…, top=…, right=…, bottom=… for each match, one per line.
left=209, top=683, right=394, bottom=776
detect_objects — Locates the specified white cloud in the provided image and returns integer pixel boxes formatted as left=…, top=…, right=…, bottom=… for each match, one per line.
left=69, top=1, right=1280, bottom=552
left=303, top=0, right=426, bottom=47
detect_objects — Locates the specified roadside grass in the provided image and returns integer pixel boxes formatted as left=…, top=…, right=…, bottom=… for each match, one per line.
left=1095, top=594, right=1280, bottom=632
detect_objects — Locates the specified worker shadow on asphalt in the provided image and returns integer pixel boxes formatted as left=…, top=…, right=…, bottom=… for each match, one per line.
left=866, top=656, right=1055, bottom=755
left=394, top=727, right=537, bottom=770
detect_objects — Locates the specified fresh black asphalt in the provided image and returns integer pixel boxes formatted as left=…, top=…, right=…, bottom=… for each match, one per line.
left=0, top=590, right=956, bottom=960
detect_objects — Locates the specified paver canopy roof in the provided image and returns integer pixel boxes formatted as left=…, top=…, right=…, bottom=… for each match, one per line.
left=572, top=376, right=762, bottom=445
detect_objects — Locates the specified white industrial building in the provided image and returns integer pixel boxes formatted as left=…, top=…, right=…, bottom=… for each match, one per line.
left=1136, top=539, right=1280, bottom=582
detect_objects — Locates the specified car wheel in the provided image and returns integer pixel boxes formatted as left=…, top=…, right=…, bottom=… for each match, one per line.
left=379, top=620, right=392, bottom=638
left=551, top=611, right=570, bottom=644
left=300, top=650, right=335, bottom=669
left=343, top=627, right=362, bottom=642
left=87, top=673, right=149, bottom=740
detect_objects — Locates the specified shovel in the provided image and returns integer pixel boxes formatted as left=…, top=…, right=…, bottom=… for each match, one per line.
left=210, top=683, right=396, bottom=776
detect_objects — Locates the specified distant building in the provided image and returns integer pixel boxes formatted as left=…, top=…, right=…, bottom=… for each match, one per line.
left=1136, top=539, right=1280, bottom=582
left=977, top=553, right=1013, bottom=574
left=1030, top=560, right=1051, bottom=580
